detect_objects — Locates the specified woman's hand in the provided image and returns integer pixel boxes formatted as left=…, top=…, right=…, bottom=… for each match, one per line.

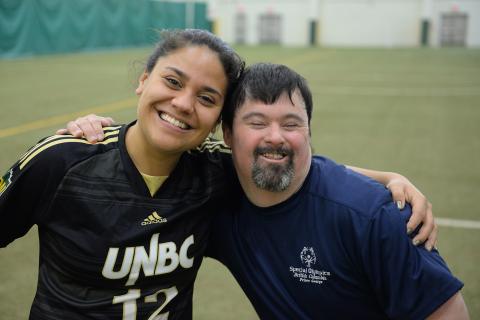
left=387, top=174, right=437, bottom=251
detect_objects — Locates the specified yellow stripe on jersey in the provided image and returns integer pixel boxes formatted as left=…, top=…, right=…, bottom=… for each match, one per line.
left=103, top=126, right=122, bottom=132
left=104, top=130, right=120, bottom=138
left=195, top=138, right=231, bottom=154
left=19, top=128, right=120, bottom=164
left=19, top=135, right=68, bottom=163
left=19, top=136, right=119, bottom=170
left=0, top=177, right=6, bottom=194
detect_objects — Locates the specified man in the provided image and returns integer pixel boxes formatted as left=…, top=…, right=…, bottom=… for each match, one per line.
left=206, top=63, right=469, bottom=319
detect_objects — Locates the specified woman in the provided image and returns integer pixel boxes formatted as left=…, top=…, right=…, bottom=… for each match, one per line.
left=0, top=29, right=244, bottom=320
left=1, top=29, right=434, bottom=319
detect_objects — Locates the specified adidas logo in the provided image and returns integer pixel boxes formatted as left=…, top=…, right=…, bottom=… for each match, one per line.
left=141, top=211, right=167, bottom=225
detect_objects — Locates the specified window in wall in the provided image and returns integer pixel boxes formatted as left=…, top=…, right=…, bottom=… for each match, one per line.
left=440, top=12, right=468, bottom=47
left=258, top=13, right=282, bottom=44
left=235, top=13, right=247, bottom=44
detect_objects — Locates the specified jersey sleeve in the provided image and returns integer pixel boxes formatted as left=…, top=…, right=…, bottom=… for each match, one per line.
left=193, top=137, right=233, bottom=167
left=0, top=136, right=73, bottom=247
left=361, top=202, right=464, bottom=319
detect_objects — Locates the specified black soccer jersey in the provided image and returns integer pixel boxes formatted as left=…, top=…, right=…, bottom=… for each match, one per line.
left=0, top=122, right=231, bottom=319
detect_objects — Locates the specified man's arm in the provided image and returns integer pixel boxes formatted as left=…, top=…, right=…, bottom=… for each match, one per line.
left=427, top=292, right=469, bottom=320
left=363, top=202, right=465, bottom=319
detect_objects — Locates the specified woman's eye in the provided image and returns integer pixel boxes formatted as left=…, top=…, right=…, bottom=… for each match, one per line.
left=165, top=77, right=181, bottom=88
left=199, top=95, right=215, bottom=105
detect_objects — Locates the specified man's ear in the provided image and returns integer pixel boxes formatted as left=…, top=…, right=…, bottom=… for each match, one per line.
left=222, top=123, right=233, bottom=147
left=135, top=72, right=149, bottom=96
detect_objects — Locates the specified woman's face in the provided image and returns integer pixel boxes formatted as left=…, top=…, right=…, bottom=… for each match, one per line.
left=135, top=45, right=227, bottom=155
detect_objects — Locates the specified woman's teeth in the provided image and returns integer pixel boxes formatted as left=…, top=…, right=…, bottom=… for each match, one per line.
left=159, top=112, right=189, bottom=129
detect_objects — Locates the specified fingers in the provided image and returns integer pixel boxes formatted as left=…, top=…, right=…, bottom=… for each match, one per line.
left=410, top=202, right=436, bottom=251
left=423, top=222, right=438, bottom=252
left=65, top=121, right=85, bottom=138
left=100, top=117, right=115, bottom=127
left=90, top=115, right=106, bottom=142
left=388, top=182, right=406, bottom=211
left=55, top=128, right=68, bottom=135
left=405, top=196, right=427, bottom=235
left=74, top=116, right=101, bottom=143
left=60, top=114, right=110, bottom=143
left=387, top=176, right=438, bottom=251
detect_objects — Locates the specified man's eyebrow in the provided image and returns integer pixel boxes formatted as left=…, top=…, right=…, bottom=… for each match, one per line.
left=283, top=113, right=306, bottom=122
left=165, top=66, right=223, bottom=97
left=242, top=112, right=306, bottom=122
left=241, top=112, right=266, bottom=121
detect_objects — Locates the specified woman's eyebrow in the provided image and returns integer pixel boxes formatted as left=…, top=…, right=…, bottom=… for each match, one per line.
left=165, top=66, right=223, bottom=97
left=165, top=66, right=188, bottom=79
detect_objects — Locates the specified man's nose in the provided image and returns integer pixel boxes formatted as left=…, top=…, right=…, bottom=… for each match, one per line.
left=264, top=124, right=285, bottom=145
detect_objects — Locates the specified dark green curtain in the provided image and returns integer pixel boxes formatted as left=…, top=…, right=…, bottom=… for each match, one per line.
left=0, top=0, right=210, bottom=58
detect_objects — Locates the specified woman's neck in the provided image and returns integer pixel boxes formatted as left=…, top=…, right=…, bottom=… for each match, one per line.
left=125, top=124, right=181, bottom=176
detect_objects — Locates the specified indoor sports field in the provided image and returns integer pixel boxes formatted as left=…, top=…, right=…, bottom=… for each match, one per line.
left=0, top=46, right=479, bottom=319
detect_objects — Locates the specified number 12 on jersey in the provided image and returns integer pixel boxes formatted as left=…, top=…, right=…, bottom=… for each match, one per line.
left=113, top=286, right=178, bottom=320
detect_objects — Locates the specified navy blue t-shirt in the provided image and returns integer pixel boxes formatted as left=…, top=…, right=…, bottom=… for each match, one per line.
left=207, top=156, right=463, bottom=319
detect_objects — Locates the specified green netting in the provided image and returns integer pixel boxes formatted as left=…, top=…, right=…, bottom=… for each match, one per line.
left=0, top=0, right=210, bottom=58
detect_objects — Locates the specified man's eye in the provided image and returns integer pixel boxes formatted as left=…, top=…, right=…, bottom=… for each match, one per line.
left=284, top=123, right=301, bottom=130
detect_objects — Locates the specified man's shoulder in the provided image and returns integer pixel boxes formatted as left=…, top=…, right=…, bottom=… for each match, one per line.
left=308, top=156, right=392, bottom=218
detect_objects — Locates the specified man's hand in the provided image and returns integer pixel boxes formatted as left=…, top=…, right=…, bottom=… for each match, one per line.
left=56, top=114, right=115, bottom=143
left=387, top=174, right=437, bottom=251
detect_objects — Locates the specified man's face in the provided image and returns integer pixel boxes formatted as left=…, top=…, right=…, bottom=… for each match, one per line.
left=224, top=90, right=312, bottom=194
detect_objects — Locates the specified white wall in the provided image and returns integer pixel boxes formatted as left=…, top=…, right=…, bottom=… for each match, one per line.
left=210, top=0, right=312, bottom=46
left=320, top=0, right=422, bottom=47
left=207, top=0, right=480, bottom=47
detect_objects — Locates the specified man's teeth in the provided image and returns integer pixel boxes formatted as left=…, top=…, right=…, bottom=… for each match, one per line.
left=263, top=152, right=285, bottom=160
left=160, top=112, right=189, bottom=129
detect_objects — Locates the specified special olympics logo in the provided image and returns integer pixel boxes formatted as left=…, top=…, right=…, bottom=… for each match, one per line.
left=300, top=247, right=316, bottom=267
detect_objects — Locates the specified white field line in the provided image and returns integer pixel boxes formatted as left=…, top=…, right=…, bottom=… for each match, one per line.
left=436, top=217, right=480, bottom=230
left=314, top=86, right=480, bottom=97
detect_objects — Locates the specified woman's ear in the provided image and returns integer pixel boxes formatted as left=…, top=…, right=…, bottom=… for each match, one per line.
left=210, top=119, right=222, bottom=136
left=135, top=72, right=149, bottom=96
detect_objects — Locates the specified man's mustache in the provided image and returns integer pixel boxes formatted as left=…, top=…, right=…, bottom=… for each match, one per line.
left=253, top=146, right=294, bottom=159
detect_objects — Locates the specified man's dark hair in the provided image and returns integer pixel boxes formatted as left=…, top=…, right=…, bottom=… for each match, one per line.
left=222, top=63, right=313, bottom=131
